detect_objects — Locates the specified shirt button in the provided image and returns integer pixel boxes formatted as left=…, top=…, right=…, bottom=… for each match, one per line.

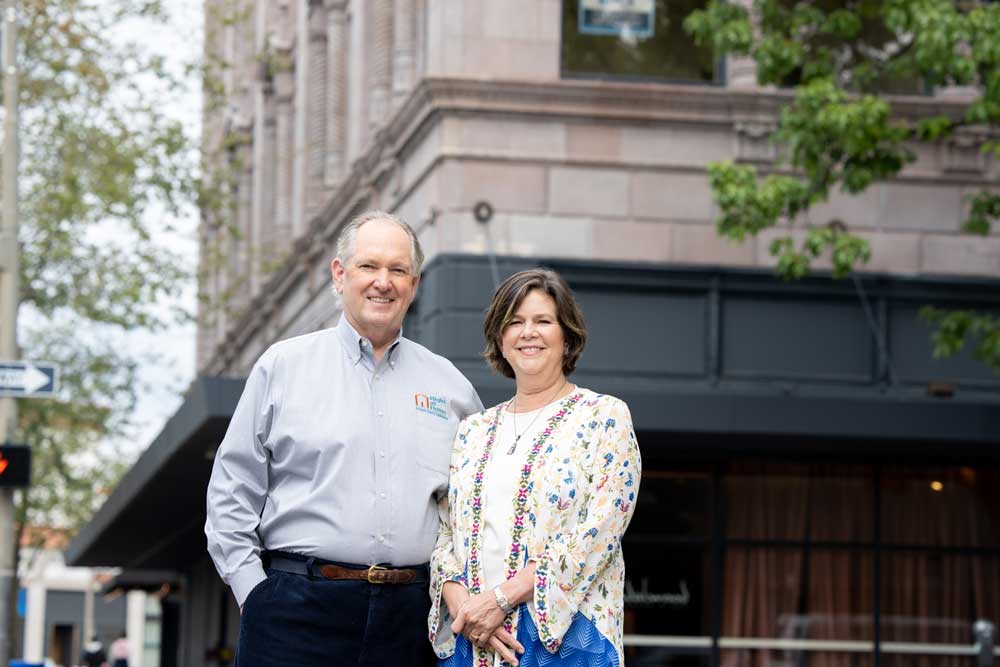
left=377, top=411, right=384, bottom=417
left=379, top=492, right=387, bottom=499
left=380, top=451, right=386, bottom=458
left=378, top=535, right=385, bottom=543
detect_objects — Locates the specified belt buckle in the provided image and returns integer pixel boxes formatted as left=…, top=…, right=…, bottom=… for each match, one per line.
left=367, top=564, right=388, bottom=584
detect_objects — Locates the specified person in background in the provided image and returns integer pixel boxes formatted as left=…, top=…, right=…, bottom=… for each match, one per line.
left=109, top=634, right=129, bottom=667
left=82, top=636, right=107, bottom=667
left=206, top=210, right=483, bottom=666
left=430, top=269, right=641, bottom=666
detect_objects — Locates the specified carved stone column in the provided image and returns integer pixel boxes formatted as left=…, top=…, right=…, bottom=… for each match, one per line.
left=368, top=0, right=393, bottom=131
left=392, top=0, right=415, bottom=110
left=251, top=62, right=275, bottom=295
left=273, top=47, right=295, bottom=254
left=324, top=0, right=349, bottom=187
left=412, top=0, right=426, bottom=80
left=233, top=122, right=254, bottom=315
left=306, top=0, right=329, bottom=215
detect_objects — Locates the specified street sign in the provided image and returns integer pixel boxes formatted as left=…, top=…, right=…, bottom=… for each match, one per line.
left=0, top=360, right=58, bottom=398
left=0, top=443, right=30, bottom=487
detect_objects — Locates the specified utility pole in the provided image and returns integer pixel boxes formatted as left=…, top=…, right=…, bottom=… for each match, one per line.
left=0, top=0, right=19, bottom=664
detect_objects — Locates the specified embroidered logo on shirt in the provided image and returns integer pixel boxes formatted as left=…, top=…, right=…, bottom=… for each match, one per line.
left=414, top=393, right=449, bottom=420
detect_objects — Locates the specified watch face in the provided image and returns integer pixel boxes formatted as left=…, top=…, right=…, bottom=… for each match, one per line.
left=494, top=586, right=512, bottom=612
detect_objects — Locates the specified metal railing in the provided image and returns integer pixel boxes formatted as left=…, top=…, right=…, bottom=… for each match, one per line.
left=622, top=619, right=998, bottom=665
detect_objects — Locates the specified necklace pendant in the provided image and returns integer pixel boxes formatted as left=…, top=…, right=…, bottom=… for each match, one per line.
left=506, top=436, right=520, bottom=456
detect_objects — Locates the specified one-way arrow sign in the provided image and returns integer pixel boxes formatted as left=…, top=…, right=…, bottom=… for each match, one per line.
left=0, top=361, right=59, bottom=398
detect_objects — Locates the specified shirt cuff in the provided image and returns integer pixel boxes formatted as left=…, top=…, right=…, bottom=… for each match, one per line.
left=230, top=564, right=268, bottom=608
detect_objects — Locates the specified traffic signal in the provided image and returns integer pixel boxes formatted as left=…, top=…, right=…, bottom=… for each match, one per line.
left=0, top=444, right=30, bottom=487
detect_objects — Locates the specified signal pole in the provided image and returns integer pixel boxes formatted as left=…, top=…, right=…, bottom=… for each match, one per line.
left=0, top=1, right=19, bottom=663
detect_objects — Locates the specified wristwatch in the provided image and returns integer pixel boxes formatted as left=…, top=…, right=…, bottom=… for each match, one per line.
left=493, top=585, right=514, bottom=614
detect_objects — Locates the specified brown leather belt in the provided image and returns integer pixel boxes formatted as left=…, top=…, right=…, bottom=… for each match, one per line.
left=265, top=552, right=427, bottom=585
left=319, top=563, right=418, bottom=584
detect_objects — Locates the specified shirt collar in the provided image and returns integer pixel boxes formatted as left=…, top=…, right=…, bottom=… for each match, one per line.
left=336, top=316, right=403, bottom=366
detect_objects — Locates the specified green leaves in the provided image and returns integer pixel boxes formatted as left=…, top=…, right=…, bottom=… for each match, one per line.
left=766, top=228, right=872, bottom=280
left=684, top=0, right=753, bottom=57
left=710, top=161, right=810, bottom=241
left=964, top=192, right=1000, bottom=236
left=683, top=0, right=1000, bottom=373
left=778, top=77, right=913, bottom=195
left=921, top=307, right=1000, bottom=373
left=13, top=0, right=199, bottom=531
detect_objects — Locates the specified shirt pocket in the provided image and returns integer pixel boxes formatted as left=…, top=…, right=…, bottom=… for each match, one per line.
left=414, top=418, right=456, bottom=481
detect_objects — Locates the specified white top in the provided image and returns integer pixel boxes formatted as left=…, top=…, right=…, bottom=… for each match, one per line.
left=480, top=398, right=571, bottom=666
left=481, top=400, right=564, bottom=589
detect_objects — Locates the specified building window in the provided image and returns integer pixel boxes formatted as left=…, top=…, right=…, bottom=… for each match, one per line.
left=561, top=0, right=716, bottom=83
left=622, top=459, right=1000, bottom=665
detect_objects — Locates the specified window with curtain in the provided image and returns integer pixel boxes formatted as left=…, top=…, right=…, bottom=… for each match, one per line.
left=622, top=459, right=1000, bottom=666
left=721, top=463, right=875, bottom=667
left=879, top=466, right=1000, bottom=667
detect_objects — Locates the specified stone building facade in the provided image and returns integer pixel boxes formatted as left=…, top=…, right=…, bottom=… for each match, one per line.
left=197, top=0, right=1000, bottom=377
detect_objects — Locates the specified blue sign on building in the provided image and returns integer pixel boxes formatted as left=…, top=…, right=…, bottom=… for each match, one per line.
left=578, top=0, right=655, bottom=39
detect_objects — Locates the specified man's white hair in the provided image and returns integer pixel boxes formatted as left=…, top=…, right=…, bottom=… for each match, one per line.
left=335, top=210, right=424, bottom=274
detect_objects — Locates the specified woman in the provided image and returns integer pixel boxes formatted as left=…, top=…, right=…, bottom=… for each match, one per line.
left=109, top=634, right=130, bottom=667
left=429, top=269, right=641, bottom=667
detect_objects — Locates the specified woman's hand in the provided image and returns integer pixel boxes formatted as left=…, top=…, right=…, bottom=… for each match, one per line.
left=442, top=580, right=470, bottom=620
left=451, top=591, right=525, bottom=664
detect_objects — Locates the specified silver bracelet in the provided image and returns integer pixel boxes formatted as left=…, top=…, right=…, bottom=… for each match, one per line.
left=492, top=585, right=514, bottom=614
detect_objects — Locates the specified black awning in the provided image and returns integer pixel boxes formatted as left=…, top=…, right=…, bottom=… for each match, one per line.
left=461, top=367, right=1000, bottom=459
left=101, top=569, right=182, bottom=597
left=66, top=375, right=245, bottom=568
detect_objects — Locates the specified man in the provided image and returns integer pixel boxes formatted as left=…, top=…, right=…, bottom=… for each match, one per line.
left=206, top=211, right=482, bottom=666
left=82, top=636, right=106, bottom=667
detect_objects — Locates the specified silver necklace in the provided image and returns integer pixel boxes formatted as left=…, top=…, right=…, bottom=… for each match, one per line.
left=507, top=381, right=569, bottom=455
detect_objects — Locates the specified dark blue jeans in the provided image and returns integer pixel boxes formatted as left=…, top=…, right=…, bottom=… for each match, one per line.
left=236, top=567, right=436, bottom=667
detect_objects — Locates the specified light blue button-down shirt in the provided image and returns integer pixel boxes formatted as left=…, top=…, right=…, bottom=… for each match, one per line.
left=205, top=317, right=483, bottom=606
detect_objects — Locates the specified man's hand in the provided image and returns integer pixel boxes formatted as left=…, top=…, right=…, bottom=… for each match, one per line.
left=450, top=591, right=525, bottom=665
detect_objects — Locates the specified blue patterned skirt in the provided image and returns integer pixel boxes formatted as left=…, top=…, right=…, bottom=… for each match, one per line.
left=438, top=605, right=618, bottom=667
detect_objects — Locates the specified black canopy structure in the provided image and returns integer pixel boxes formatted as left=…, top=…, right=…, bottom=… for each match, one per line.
left=66, top=376, right=245, bottom=571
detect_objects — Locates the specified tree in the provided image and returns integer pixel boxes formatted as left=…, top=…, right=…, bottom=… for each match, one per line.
left=684, top=0, right=1000, bottom=371
left=5, top=0, right=199, bottom=644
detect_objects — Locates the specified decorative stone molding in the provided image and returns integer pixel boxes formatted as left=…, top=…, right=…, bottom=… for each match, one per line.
left=734, top=119, right=777, bottom=163
left=943, top=128, right=991, bottom=175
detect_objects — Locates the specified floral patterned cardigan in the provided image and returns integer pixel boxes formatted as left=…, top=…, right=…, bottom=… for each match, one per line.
left=428, top=388, right=641, bottom=666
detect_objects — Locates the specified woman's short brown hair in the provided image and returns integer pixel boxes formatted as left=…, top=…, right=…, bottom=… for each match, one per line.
left=482, top=269, right=587, bottom=379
